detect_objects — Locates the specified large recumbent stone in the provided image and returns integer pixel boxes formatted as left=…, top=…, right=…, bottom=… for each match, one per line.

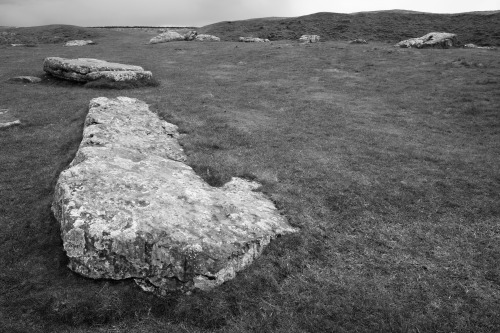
left=52, top=97, right=297, bottom=294
left=43, top=57, right=153, bottom=82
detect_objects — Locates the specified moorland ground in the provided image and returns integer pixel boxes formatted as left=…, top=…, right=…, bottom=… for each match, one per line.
left=0, top=24, right=499, bottom=332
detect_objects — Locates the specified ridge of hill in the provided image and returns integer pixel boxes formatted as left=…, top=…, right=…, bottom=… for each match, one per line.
left=0, top=24, right=101, bottom=45
left=199, top=11, right=500, bottom=45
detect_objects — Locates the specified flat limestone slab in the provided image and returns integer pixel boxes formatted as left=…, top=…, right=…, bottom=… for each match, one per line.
left=43, top=57, right=152, bottom=82
left=52, top=97, right=297, bottom=294
left=395, top=32, right=458, bottom=49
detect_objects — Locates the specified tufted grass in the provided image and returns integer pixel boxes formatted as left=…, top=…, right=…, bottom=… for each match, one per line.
left=0, top=26, right=499, bottom=332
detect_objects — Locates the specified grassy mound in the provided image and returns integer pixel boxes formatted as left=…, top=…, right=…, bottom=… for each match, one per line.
left=199, top=11, right=500, bottom=45
left=0, top=24, right=101, bottom=45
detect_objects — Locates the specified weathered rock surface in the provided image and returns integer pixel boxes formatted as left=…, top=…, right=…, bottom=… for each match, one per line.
left=8, top=76, right=41, bottom=83
left=195, top=34, right=221, bottom=42
left=52, top=97, right=297, bottom=294
left=43, top=57, right=152, bottom=82
left=239, top=37, right=270, bottom=42
left=395, top=32, right=458, bottom=48
left=149, top=31, right=186, bottom=44
left=65, top=40, right=95, bottom=46
left=299, top=35, right=320, bottom=43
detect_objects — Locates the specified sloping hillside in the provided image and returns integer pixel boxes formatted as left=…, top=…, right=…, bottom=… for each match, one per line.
left=0, top=24, right=101, bottom=45
left=199, top=11, right=500, bottom=45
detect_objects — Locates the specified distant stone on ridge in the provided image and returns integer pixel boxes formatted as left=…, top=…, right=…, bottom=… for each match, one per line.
left=8, top=76, right=41, bottom=83
left=149, top=31, right=186, bottom=44
left=299, top=35, right=320, bottom=43
left=65, top=40, right=95, bottom=46
left=43, top=57, right=152, bottom=82
left=239, top=37, right=270, bottom=42
left=52, top=97, right=298, bottom=294
left=195, top=34, right=221, bottom=42
left=395, top=32, right=458, bottom=49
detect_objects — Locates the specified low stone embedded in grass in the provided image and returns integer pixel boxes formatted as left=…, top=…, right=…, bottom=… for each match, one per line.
left=52, top=97, right=298, bottom=295
left=64, top=40, right=95, bottom=46
left=8, top=76, right=42, bottom=83
left=0, top=119, right=21, bottom=129
left=299, top=35, right=320, bottom=43
left=239, top=37, right=270, bottom=42
left=43, top=57, right=154, bottom=85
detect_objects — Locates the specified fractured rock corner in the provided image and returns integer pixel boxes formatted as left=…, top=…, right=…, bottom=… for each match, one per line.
left=52, top=96, right=298, bottom=294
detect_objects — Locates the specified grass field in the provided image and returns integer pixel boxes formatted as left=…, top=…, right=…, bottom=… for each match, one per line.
left=1, top=26, right=499, bottom=332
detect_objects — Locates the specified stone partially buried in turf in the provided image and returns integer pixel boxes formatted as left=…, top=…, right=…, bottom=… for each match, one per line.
left=149, top=31, right=185, bottom=44
left=43, top=57, right=152, bottom=83
left=64, top=40, right=95, bottom=46
left=239, top=37, right=270, bottom=42
left=299, top=35, right=320, bottom=43
left=8, top=76, right=42, bottom=83
left=52, top=97, right=298, bottom=294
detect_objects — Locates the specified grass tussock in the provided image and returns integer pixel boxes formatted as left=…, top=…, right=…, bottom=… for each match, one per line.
left=0, top=26, right=499, bottom=332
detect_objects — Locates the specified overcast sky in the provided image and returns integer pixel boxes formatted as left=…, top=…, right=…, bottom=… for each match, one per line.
left=0, top=0, right=498, bottom=27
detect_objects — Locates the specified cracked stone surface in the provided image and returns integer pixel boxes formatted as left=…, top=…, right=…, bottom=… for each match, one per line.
left=52, top=97, right=298, bottom=294
left=43, top=57, right=153, bottom=82
left=395, top=32, right=458, bottom=49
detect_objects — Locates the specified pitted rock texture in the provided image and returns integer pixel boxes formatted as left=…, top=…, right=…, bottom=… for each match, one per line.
left=299, top=35, right=320, bottom=43
left=52, top=97, right=297, bottom=294
left=395, top=32, right=458, bottom=49
left=43, top=57, right=152, bottom=82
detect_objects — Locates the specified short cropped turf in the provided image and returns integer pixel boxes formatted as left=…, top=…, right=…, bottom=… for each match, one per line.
left=0, top=27, right=499, bottom=332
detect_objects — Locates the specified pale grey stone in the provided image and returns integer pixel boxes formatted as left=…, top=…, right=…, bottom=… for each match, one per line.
left=239, top=37, right=270, bottom=42
left=52, top=97, right=298, bottom=294
left=8, top=76, right=41, bottom=83
left=64, top=40, right=95, bottom=46
left=299, top=35, right=320, bottom=43
left=43, top=57, right=152, bottom=83
left=195, top=34, right=220, bottom=42
left=395, top=32, right=458, bottom=49
left=0, top=120, right=21, bottom=129
left=464, top=43, right=497, bottom=50
left=149, top=31, right=185, bottom=44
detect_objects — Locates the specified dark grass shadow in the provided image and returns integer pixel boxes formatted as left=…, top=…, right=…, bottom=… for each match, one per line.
left=84, top=77, right=161, bottom=89
left=36, top=74, right=161, bottom=89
